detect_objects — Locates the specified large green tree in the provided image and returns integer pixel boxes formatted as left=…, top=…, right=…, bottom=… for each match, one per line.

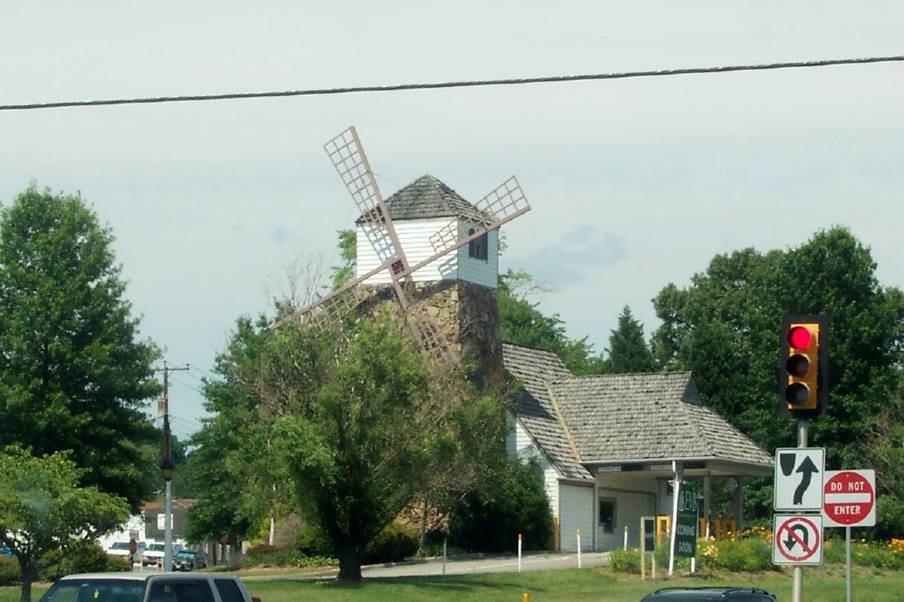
left=0, top=446, right=130, bottom=602
left=186, top=315, right=289, bottom=549
left=0, top=186, right=160, bottom=510
left=603, top=305, right=656, bottom=373
left=202, top=308, right=507, bottom=582
left=652, top=227, right=903, bottom=472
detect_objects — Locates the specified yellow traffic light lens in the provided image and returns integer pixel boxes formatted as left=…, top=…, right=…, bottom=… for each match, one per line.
left=787, top=326, right=813, bottom=349
left=785, top=354, right=810, bottom=377
left=785, top=382, right=809, bottom=405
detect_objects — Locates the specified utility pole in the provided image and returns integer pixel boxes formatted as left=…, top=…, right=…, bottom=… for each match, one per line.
left=155, top=360, right=189, bottom=572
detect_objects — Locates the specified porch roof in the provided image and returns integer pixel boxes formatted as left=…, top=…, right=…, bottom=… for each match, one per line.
left=502, top=343, right=773, bottom=481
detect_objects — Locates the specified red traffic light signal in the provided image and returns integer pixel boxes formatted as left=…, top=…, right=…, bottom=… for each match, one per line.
left=779, top=315, right=829, bottom=419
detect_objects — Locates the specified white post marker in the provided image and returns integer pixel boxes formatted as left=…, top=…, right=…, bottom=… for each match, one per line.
left=623, top=525, right=628, bottom=551
left=576, top=530, right=582, bottom=569
left=517, top=533, right=522, bottom=573
left=442, top=537, right=447, bottom=576
left=773, top=514, right=823, bottom=566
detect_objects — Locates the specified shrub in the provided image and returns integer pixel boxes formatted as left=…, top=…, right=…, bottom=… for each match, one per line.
left=824, top=535, right=846, bottom=564
left=449, top=458, right=552, bottom=553
left=0, top=557, right=20, bottom=586
left=295, top=523, right=335, bottom=557
left=697, top=537, right=773, bottom=572
left=40, top=540, right=126, bottom=581
left=609, top=548, right=640, bottom=573
left=244, top=543, right=278, bottom=557
left=853, top=541, right=904, bottom=569
left=364, top=523, right=419, bottom=564
left=875, top=496, right=904, bottom=541
left=244, top=544, right=334, bottom=568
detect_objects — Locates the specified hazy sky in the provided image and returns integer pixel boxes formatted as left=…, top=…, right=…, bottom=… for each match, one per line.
left=2, top=2, right=902, bottom=436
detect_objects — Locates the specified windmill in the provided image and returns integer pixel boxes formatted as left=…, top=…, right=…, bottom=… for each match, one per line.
left=280, top=126, right=531, bottom=363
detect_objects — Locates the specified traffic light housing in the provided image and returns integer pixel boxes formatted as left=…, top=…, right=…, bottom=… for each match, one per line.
left=779, top=314, right=829, bottom=419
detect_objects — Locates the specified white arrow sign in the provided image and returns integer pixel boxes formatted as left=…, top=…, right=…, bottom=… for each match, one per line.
left=774, top=447, right=825, bottom=511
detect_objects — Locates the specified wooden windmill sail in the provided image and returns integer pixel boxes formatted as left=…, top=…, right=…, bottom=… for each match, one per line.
left=280, top=126, right=531, bottom=361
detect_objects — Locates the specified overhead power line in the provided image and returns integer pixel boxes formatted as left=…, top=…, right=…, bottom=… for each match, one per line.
left=1, top=55, right=902, bottom=112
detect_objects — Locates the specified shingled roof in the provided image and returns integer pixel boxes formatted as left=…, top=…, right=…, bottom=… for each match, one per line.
left=502, top=343, right=772, bottom=480
left=503, top=343, right=592, bottom=480
left=357, top=175, right=483, bottom=223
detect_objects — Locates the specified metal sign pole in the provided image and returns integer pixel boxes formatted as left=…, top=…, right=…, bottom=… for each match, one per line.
left=846, top=526, right=852, bottom=602
left=792, top=419, right=808, bottom=602
left=640, top=518, right=646, bottom=580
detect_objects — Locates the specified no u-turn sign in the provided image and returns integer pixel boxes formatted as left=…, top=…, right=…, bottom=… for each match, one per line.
left=773, top=515, right=823, bottom=565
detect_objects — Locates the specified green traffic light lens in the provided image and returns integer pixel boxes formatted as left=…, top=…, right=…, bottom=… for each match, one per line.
left=786, top=354, right=810, bottom=377
left=785, top=382, right=809, bottom=405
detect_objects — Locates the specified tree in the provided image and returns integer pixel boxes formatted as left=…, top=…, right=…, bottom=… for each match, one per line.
left=227, top=310, right=506, bottom=582
left=603, top=306, right=656, bottom=373
left=0, top=446, right=130, bottom=602
left=652, top=227, right=903, bottom=484
left=185, top=315, right=286, bottom=549
left=330, top=229, right=356, bottom=289
left=449, top=458, right=552, bottom=553
left=0, top=186, right=160, bottom=510
left=498, top=270, right=605, bottom=374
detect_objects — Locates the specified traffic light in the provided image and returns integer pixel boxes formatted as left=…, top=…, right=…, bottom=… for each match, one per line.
left=779, top=315, right=829, bottom=419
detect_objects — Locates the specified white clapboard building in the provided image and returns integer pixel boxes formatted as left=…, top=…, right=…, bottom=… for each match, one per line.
left=355, top=174, right=773, bottom=551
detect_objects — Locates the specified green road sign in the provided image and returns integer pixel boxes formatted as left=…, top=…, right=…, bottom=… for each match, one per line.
left=674, top=483, right=699, bottom=558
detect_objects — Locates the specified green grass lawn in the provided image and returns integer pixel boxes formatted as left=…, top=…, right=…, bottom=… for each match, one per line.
left=3, top=567, right=903, bottom=602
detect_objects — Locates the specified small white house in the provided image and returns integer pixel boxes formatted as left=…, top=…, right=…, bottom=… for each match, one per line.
left=503, top=343, right=773, bottom=551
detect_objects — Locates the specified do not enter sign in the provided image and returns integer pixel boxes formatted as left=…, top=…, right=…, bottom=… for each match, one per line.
left=823, top=470, right=876, bottom=528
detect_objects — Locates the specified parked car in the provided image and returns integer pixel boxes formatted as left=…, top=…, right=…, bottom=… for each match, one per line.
left=173, top=549, right=207, bottom=572
left=39, top=572, right=261, bottom=602
left=141, top=542, right=166, bottom=567
left=641, top=587, right=777, bottom=601
left=0, top=546, right=13, bottom=557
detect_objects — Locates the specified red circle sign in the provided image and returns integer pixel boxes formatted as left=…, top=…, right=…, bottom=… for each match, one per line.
left=777, top=516, right=820, bottom=561
left=824, top=471, right=874, bottom=526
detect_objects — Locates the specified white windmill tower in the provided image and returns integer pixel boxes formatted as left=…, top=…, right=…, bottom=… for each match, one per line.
left=283, top=126, right=530, bottom=381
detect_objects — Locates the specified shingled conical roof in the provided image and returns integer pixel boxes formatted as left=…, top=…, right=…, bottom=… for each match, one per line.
left=356, top=175, right=482, bottom=222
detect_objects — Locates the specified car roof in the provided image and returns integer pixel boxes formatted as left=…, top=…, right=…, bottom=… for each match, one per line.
left=645, top=587, right=775, bottom=600
left=57, top=573, right=228, bottom=582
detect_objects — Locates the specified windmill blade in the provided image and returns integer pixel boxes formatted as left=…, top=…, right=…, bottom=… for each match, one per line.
left=402, top=312, right=452, bottom=362
left=324, top=127, right=410, bottom=274
left=274, top=259, right=395, bottom=330
left=414, top=177, right=530, bottom=278
left=298, top=285, right=372, bottom=334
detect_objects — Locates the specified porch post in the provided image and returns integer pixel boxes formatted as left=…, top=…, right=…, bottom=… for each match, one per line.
left=668, top=460, right=683, bottom=576
left=703, top=475, right=712, bottom=538
left=732, top=476, right=744, bottom=535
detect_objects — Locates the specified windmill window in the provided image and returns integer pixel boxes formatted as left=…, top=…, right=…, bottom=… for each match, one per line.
left=468, top=228, right=488, bottom=261
left=599, top=497, right=616, bottom=534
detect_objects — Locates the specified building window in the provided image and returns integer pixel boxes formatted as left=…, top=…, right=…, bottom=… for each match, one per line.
left=599, top=498, right=616, bottom=534
left=468, top=228, right=488, bottom=261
